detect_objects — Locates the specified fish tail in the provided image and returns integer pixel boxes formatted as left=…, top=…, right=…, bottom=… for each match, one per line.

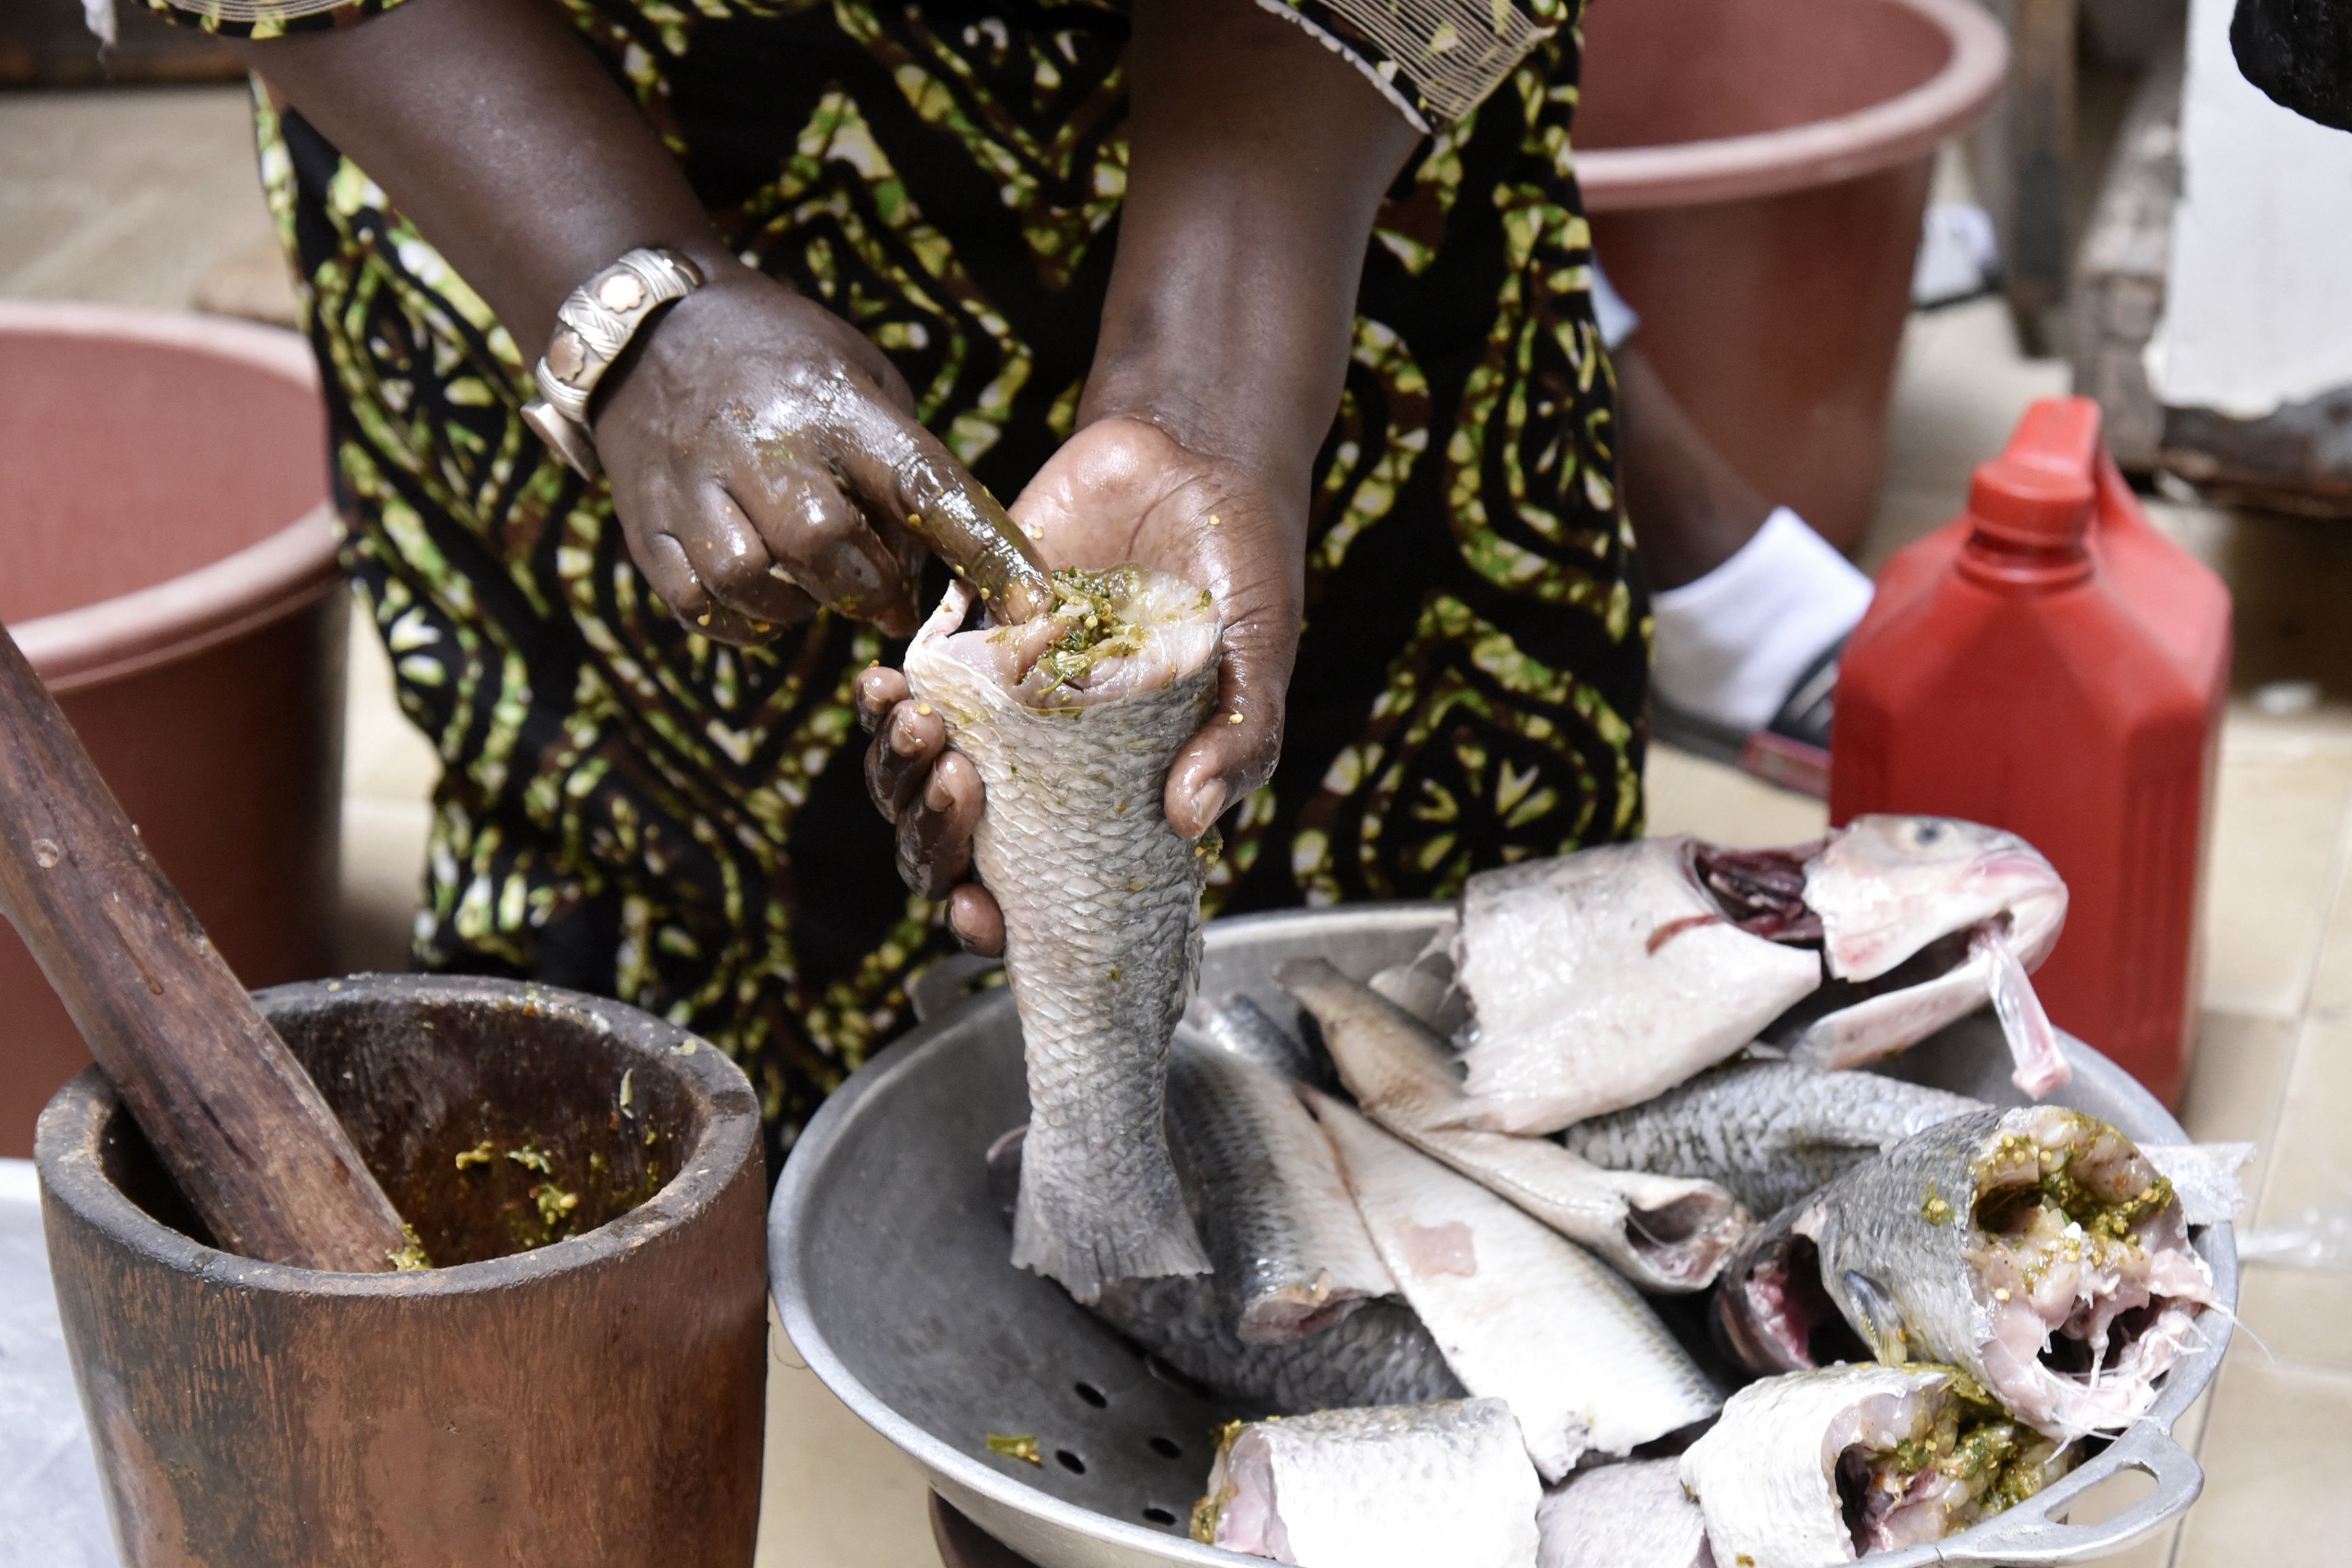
left=1011, top=1123, right=1210, bottom=1302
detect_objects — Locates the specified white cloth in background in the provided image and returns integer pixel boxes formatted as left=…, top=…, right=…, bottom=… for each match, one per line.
left=1650, top=507, right=1872, bottom=732
left=1590, top=257, right=1641, bottom=353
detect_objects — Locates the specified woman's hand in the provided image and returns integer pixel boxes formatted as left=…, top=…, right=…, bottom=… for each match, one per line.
left=856, top=416, right=1303, bottom=954
left=593, top=270, right=953, bottom=645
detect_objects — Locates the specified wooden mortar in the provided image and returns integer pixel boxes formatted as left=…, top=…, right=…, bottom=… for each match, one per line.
left=37, top=972, right=767, bottom=1567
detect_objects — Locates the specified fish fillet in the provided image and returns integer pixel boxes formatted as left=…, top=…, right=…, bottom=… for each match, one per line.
left=1281, top=958, right=1749, bottom=1292
left=1196, top=1399, right=1541, bottom=1567
left=906, top=568, right=1219, bottom=1300
left=1306, top=1090, right=1722, bottom=1480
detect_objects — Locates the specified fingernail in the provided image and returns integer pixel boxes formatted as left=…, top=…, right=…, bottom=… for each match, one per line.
left=926, top=772, right=955, bottom=813
left=891, top=713, right=924, bottom=755
left=1190, top=781, right=1228, bottom=834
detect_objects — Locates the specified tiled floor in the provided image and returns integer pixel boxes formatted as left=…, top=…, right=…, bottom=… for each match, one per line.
left=14, top=82, right=2352, bottom=1568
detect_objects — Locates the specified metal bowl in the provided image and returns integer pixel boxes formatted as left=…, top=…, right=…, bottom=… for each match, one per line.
left=770, top=905, right=2237, bottom=1568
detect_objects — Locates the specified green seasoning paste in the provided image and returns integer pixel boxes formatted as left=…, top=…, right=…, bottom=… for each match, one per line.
left=1876, top=1370, right=2072, bottom=1518
left=1029, top=567, right=1153, bottom=694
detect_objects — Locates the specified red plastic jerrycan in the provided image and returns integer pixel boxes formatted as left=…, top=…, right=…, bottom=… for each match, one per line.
left=1830, top=397, right=2230, bottom=1105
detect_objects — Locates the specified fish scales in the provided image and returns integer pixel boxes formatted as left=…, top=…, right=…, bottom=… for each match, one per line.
left=1096, top=1277, right=1464, bottom=1414
left=1306, top=1090, right=1722, bottom=1481
left=1559, top=1060, right=1986, bottom=1218
left=1535, top=1460, right=1711, bottom=1568
left=1164, top=1038, right=1396, bottom=1344
left=1758, top=1106, right=2217, bottom=1441
left=906, top=573, right=1219, bottom=1301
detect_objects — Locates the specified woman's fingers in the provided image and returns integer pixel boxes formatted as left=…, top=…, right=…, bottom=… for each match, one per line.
left=946, top=884, right=1005, bottom=957
left=864, top=698, right=946, bottom=817
left=1164, top=627, right=1285, bottom=840
left=632, top=523, right=812, bottom=645
left=820, top=397, right=1054, bottom=623
left=895, top=748, right=982, bottom=899
left=730, top=454, right=921, bottom=636
left=855, top=665, right=910, bottom=733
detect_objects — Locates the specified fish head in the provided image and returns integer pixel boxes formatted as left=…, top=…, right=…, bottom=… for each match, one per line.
left=1806, top=816, right=2067, bottom=982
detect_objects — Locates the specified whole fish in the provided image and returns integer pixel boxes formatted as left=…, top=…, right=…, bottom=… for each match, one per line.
left=1535, top=1461, right=1712, bottom=1568
left=1164, top=1035, right=1397, bottom=1344
left=1306, top=1090, right=1722, bottom=1481
left=1450, top=819, right=2070, bottom=1133
left=986, top=1125, right=1459, bottom=1412
left=1717, top=1107, right=2217, bottom=1442
left=1679, top=1366, right=2076, bottom=1568
left=1194, top=1398, right=1541, bottom=1567
left=907, top=567, right=1220, bottom=1301
left=1281, top=958, right=1750, bottom=1292
left=1559, top=1060, right=1988, bottom=1219
left=1186, top=993, right=1337, bottom=1088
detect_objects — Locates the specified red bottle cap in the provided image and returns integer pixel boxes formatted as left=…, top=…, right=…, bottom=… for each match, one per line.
left=1967, top=456, right=2095, bottom=549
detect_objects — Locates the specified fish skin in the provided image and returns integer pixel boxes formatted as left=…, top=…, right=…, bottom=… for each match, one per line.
left=1559, top=1060, right=1988, bottom=1219
left=1186, top=993, right=1336, bottom=1088
left=1198, top=1398, right=1541, bottom=1568
left=1305, top=1090, right=1722, bottom=1481
left=983, top=1124, right=1455, bottom=1411
left=1678, top=1365, right=1950, bottom=1568
left=1452, top=839, right=1825, bottom=1133
left=1096, top=1277, right=1465, bottom=1416
left=1164, top=1036, right=1397, bottom=1344
left=1783, top=1107, right=2217, bottom=1441
left=907, top=573, right=1219, bottom=1302
left=1535, top=1461, right=1713, bottom=1568
left=1280, top=958, right=1751, bottom=1293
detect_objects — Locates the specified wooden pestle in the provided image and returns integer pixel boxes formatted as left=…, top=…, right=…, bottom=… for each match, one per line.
left=0, top=618, right=410, bottom=1271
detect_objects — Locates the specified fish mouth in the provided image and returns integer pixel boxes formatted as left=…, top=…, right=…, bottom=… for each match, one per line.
left=1961, top=1110, right=2216, bottom=1439
left=1713, top=1217, right=1868, bottom=1375
left=1834, top=1387, right=2077, bottom=1554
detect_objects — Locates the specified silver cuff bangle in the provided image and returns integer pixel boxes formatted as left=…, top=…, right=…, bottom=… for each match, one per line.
left=520, top=246, right=705, bottom=481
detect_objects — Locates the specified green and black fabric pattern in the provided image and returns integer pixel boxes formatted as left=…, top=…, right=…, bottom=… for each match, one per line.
left=188, top=0, right=1649, bottom=1161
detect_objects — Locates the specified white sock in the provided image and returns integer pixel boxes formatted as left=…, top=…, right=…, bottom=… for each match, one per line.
left=1650, top=507, right=1873, bottom=733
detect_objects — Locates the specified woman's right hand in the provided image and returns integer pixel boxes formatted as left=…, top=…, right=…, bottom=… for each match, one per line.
left=590, top=267, right=1037, bottom=645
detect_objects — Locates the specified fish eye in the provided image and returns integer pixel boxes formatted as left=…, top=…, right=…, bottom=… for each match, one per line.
left=1913, top=821, right=1944, bottom=844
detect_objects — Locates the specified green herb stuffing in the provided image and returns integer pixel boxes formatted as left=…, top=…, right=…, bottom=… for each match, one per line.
left=986, top=1433, right=1042, bottom=1466
left=1190, top=1420, right=1247, bottom=1544
left=387, top=1222, right=432, bottom=1272
left=1029, top=567, right=1152, bottom=694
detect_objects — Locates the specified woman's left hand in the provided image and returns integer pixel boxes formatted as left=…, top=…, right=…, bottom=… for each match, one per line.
left=855, top=414, right=1302, bottom=954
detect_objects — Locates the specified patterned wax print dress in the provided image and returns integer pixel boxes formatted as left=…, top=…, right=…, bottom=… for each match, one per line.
left=153, top=0, right=1650, bottom=1166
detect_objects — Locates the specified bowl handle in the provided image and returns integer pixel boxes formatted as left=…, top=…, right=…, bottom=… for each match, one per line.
left=1936, top=1427, right=2203, bottom=1565
left=908, top=953, right=1005, bottom=1024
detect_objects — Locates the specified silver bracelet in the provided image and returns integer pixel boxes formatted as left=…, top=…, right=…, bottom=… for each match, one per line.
left=520, top=246, right=704, bottom=480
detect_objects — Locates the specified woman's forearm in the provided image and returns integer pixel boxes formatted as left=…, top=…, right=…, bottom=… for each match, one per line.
left=228, top=0, right=730, bottom=352
left=1082, top=0, right=1422, bottom=496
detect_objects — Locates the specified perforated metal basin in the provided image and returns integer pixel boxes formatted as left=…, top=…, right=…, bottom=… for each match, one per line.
left=770, top=906, right=2237, bottom=1568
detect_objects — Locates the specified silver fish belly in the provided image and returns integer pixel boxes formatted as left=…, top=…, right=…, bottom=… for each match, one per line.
left=906, top=570, right=1219, bottom=1302
left=1306, top=1090, right=1722, bottom=1481
left=1679, top=1366, right=2076, bottom=1568
left=1281, top=958, right=1750, bottom=1293
left=1165, top=1036, right=1397, bottom=1344
left=1535, top=1460, right=1711, bottom=1568
left=1733, top=1107, right=2217, bottom=1441
left=1559, top=1060, right=1987, bottom=1219
left=1196, top=1398, right=1541, bottom=1568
